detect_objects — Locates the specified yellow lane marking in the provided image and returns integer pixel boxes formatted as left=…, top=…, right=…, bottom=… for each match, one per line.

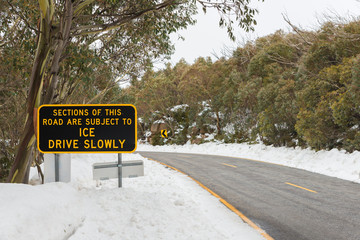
left=147, top=157, right=275, bottom=240
left=285, top=182, right=318, bottom=193
left=163, top=152, right=286, bottom=167
left=221, top=163, right=237, bottom=168
left=228, top=155, right=285, bottom=167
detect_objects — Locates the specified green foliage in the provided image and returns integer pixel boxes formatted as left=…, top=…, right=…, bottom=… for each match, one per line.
left=296, top=56, right=359, bottom=150
left=0, top=156, right=10, bottom=182
left=303, top=42, right=337, bottom=73
left=125, top=19, right=360, bottom=152
left=151, top=133, right=164, bottom=146
left=248, top=31, right=299, bottom=80
left=256, top=79, right=298, bottom=147
left=296, top=98, right=340, bottom=150
left=171, top=130, right=189, bottom=145
left=169, top=105, right=190, bottom=145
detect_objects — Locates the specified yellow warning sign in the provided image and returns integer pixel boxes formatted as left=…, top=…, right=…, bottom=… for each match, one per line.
left=37, top=104, right=137, bottom=153
left=161, top=129, right=168, bottom=138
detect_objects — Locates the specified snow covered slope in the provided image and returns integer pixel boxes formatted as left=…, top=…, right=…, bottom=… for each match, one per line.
left=0, top=153, right=265, bottom=240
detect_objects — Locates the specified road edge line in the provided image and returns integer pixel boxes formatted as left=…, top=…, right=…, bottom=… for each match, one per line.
left=146, top=157, right=275, bottom=240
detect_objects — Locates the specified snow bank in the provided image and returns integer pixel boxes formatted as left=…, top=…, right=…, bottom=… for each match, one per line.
left=0, top=183, right=85, bottom=240
left=0, top=153, right=264, bottom=240
left=137, top=142, right=360, bottom=183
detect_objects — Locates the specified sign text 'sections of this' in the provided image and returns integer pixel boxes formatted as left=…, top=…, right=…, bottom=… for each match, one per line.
left=37, top=104, right=137, bottom=153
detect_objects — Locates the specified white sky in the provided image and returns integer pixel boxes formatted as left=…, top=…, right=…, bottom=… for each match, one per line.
left=158, top=0, right=360, bottom=68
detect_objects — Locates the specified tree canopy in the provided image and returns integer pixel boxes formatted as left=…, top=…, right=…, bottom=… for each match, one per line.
left=126, top=19, right=360, bottom=152
left=1, top=0, right=263, bottom=183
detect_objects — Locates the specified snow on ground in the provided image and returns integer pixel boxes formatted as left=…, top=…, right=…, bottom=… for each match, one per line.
left=0, top=153, right=265, bottom=240
left=137, top=142, right=360, bottom=183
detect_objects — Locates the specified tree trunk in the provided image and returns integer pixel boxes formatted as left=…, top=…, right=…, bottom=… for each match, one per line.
left=6, top=117, right=35, bottom=183
left=7, top=0, right=73, bottom=183
left=216, top=112, right=222, bottom=135
left=6, top=15, right=49, bottom=183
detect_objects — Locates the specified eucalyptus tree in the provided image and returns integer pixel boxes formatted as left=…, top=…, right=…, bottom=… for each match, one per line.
left=3, top=0, right=262, bottom=183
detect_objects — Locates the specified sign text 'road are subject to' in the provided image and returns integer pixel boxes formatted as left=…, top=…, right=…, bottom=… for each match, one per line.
left=37, top=104, right=137, bottom=153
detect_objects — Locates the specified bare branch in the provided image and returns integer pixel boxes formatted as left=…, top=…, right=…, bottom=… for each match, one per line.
left=73, top=0, right=179, bottom=36
left=6, top=0, right=40, bottom=33
left=282, top=13, right=313, bottom=46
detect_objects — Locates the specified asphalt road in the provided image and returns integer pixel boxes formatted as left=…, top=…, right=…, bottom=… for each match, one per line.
left=137, top=151, right=360, bottom=240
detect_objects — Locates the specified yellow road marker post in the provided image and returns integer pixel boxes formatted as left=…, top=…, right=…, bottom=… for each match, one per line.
left=160, top=129, right=168, bottom=138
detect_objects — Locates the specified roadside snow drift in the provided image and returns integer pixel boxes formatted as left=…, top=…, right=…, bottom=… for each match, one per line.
left=0, top=153, right=265, bottom=240
left=137, top=142, right=360, bottom=183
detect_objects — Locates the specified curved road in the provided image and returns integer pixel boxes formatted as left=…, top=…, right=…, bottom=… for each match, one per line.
left=138, top=151, right=360, bottom=240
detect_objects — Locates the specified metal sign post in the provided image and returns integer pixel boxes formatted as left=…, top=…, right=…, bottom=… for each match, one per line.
left=93, top=160, right=144, bottom=181
left=44, top=153, right=71, bottom=183
left=55, top=153, right=59, bottom=182
left=118, top=153, right=122, bottom=188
